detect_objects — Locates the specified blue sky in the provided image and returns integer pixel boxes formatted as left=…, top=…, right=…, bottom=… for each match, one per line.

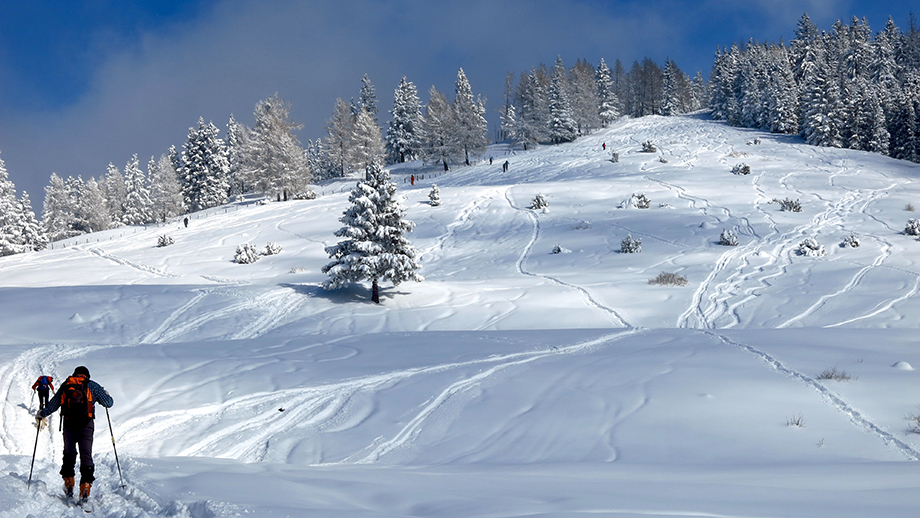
left=0, top=0, right=916, bottom=202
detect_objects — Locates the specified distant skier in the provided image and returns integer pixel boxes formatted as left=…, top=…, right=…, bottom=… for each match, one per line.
left=489, top=156, right=493, bottom=165
left=602, top=142, right=606, bottom=150
left=411, top=174, right=415, bottom=186
left=183, top=217, right=189, bottom=228
left=31, top=375, right=54, bottom=410
left=502, top=160, right=509, bottom=172
left=37, top=366, right=114, bottom=505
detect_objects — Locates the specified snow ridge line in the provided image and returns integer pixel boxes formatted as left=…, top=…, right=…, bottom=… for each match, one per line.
left=707, top=331, right=920, bottom=461
left=504, top=188, right=630, bottom=328
left=84, top=247, right=179, bottom=278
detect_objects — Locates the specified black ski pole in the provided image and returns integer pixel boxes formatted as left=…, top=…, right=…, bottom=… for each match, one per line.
left=105, top=408, right=126, bottom=489
left=27, top=418, right=41, bottom=488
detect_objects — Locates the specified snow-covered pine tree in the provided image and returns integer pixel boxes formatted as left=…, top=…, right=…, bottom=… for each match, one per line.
left=322, top=161, right=422, bottom=303
left=569, top=59, right=600, bottom=134
left=386, top=76, right=423, bottom=164
left=103, top=163, right=127, bottom=226
left=420, top=86, right=457, bottom=170
left=148, top=154, right=186, bottom=222
left=428, top=184, right=441, bottom=206
left=42, top=173, right=75, bottom=242
left=245, top=93, right=311, bottom=198
left=352, top=108, right=385, bottom=178
left=0, top=154, right=44, bottom=255
left=180, top=117, right=230, bottom=212
left=226, top=114, right=250, bottom=196
left=596, top=58, right=620, bottom=126
left=547, top=56, right=578, bottom=144
left=306, top=138, right=337, bottom=181
left=122, top=154, right=153, bottom=225
left=358, top=73, right=379, bottom=124
left=325, top=98, right=356, bottom=178
left=78, top=177, right=111, bottom=232
left=452, top=68, right=489, bottom=165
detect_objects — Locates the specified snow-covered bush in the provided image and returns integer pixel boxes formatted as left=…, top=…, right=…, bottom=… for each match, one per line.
left=551, top=244, right=571, bottom=254
left=610, top=151, right=619, bottom=163
left=263, top=242, right=282, bottom=256
left=905, top=218, right=920, bottom=236
left=908, top=406, right=920, bottom=434
left=841, top=234, right=860, bottom=248
left=234, top=243, right=261, bottom=264
left=907, top=203, right=915, bottom=212
left=797, top=237, right=825, bottom=257
left=428, top=184, right=441, bottom=206
left=718, top=229, right=739, bottom=246
left=648, top=272, right=687, bottom=286
left=530, top=194, right=548, bottom=210
left=732, top=163, right=751, bottom=175
left=641, top=140, right=657, bottom=153
left=772, top=197, right=802, bottom=212
left=620, top=234, right=642, bottom=253
left=659, top=157, right=668, bottom=163
left=293, top=190, right=317, bottom=200
left=620, top=193, right=650, bottom=209
left=156, top=235, right=175, bottom=247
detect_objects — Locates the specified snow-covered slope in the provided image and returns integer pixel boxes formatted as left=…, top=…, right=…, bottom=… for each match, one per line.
left=1, top=114, right=919, bottom=517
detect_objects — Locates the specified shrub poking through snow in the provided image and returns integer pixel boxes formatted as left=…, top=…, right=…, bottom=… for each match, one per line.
left=428, top=184, right=441, bottom=206
left=648, top=272, right=688, bottom=286
left=719, top=229, right=739, bottom=246
left=620, top=234, right=642, bottom=253
left=772, top=197, right=802, bottom=212
left=797, top=237, right=825, bottom=257
left=841, top=234, right=860, bottom=248
left=786, top=414, right=806, bottom=427
left=620, top=193, right=650, bottom=209
left=234, top=243, right=261, bottom=264
left=816, top=366, right=856, bottom=382
left=905, top=203, right=914, bottom=212
left=641, top=140, right=657, bottom=153
left=908, top=406, right=920, bottom=433
left=610, top=151, right=619, bottom=163
left=551, top=244, right=571, bottom=254
left=659, top=157, right=668, bottom=163
left=530, top=193, right=548, bottom=210
left=294, top=190, right=317, bottom=200
left=156, top=235, right=175, bottom=247
left=905, top=218, right=920, bottom=236
left=732, top=163, right=751, bottom=175
left=263, top=242, right=282, bottom=256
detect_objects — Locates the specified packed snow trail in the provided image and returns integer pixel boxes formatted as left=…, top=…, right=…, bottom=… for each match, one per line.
left=709, top=331, right=920, bottom=461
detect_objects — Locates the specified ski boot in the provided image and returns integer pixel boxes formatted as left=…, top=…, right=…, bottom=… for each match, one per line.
left=63, top=477, right=75, bottom=499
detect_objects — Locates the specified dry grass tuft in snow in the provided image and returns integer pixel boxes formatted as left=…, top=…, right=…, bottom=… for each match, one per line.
left=649, top=272, right=688, bottom=286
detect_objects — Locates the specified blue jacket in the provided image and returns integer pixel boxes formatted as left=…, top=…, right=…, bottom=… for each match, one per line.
left=38, top=378, right=113, bottom=419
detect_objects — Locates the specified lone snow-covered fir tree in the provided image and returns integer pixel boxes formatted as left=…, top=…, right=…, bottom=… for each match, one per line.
left=322, top=162, right=422, bottom=303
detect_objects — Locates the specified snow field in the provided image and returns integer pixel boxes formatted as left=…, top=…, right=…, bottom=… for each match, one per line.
left=1, top=114, right=919, bottom=516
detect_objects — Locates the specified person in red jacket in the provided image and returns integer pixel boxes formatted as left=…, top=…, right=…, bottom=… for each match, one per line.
left=31, top=375, right=54, bottom=410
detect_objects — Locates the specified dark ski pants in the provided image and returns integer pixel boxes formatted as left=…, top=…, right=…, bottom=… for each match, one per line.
left=37, top=388, right=50, bottom=410
left=61, top=420, right=95, bottom=485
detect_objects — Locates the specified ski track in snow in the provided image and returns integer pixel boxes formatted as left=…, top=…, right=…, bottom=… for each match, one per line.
left=503, top=187, right=631, bottom=328
left=675, top=130, right=917, bottom=330
left=113, top=329, right=643, bottom=464
left=708, top=331, right=920, bottom=461
left=83, top=246, right=179, bottom=278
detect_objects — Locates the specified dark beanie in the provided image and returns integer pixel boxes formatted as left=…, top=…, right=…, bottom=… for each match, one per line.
left=73, top=366, right=90, bottom=378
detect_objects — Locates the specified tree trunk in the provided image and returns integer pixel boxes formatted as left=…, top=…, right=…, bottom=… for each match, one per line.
left=371, top=278, right=380, bottom=304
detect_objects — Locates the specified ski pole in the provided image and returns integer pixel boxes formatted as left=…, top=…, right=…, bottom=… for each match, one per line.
left=105, top=408, right=126, bottom=489
left=29, top=389, right=35, bottom=413
left=27, top=418, right=41, bottom=488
